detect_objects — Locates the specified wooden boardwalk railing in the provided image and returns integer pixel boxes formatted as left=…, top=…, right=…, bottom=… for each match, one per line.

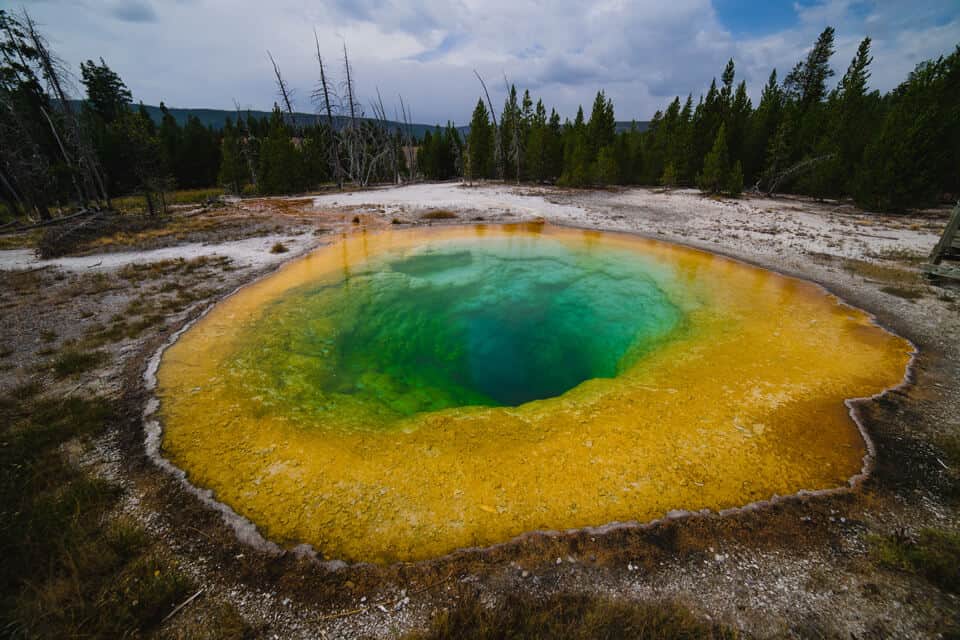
left=924, top=202, right=960, bottom=282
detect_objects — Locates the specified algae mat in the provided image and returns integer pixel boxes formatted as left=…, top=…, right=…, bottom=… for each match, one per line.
left=157, top=224, right=912, bottom=562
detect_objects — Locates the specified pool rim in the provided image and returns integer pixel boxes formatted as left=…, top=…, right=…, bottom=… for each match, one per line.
left=141, top=221, right=919, bottom=566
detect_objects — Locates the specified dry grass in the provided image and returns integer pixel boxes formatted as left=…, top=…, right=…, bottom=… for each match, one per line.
left=880, top=285, right=926, bottom=301
left=842, top=258, right=919, bottom=285
left=420, top=209, right=458, bottom=220
left=112, top=188, right=224, bottom=215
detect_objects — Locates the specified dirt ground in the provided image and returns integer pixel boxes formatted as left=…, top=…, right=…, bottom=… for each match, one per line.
left=1, top=184, right=957, bottom=638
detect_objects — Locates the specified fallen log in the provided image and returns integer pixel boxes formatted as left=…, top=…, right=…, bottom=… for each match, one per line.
left=0, top=208, right=100, bottom=236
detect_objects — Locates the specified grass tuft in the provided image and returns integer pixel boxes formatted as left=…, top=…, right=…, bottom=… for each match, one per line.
left=51, top=349, right=108, bottom=378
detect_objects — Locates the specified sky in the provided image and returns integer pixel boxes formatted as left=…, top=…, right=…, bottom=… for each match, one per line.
left=16, top=0, right=960, bottom=125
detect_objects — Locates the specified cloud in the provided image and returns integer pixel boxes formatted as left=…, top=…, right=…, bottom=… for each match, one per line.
left=109, top=0, right=157, bottom=23
left=17, top=0, right=960, bottom=125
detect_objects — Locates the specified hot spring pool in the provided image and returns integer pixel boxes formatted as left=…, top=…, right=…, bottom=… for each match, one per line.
left=156, top=223, right=912, bottom=562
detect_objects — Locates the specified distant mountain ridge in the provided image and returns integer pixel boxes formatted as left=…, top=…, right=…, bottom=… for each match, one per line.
left=127, top=103, right=649, bottom=138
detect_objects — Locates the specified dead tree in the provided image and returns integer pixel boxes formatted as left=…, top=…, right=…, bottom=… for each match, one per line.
left=398, top=95, right=416, bottom=181
left=340, top=42, right=363, bottom=184
left=371, top=89, right=399, bottom=184
left=763, top=153, right=835, bottom=196
left=234, top=100, right=258, bottom=189
left=474, top=70, right=502, bottom=180
left=336, top=43, right=390, bottom=187
left=267, top=50, right=297, bottom=128
left=504, top=74, right=521, bottom=185
left=312, top=30, right=342, bottom=189
left=22, top=11, right=108, bottom=208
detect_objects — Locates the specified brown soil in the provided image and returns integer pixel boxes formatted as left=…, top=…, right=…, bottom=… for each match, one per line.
left=1, top=189, right=958, bottom=639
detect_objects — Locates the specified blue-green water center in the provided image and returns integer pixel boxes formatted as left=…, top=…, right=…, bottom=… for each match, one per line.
left=230, top=235, right=684, bottom=419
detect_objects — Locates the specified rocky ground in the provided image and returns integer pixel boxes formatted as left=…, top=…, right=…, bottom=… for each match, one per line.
left=0, top=184, right=957, bottom=638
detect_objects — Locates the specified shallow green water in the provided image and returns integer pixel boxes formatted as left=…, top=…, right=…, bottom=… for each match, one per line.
left=226, top=236, right=685, bottom=422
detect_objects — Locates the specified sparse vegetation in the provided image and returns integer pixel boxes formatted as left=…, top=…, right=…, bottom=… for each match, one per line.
left=869, top=529, right=960, bottom=593
left=0, top=391, right=193, bottom=637
left=842, top=258, right=918, bottom=284
left=880, top=285, right=925, bottom=300
left=408, top=590, right=736, bottom=640
left=113, top=188, right=224, bottom=215
left=51, top=348, right=108, bottom=377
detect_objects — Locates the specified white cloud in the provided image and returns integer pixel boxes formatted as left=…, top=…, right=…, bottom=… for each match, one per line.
left=17, top=0, right=960, bottom=124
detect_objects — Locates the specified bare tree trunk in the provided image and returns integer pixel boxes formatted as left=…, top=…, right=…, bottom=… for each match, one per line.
left=0, top=166, right=25, bottom=218
left=342, top=43, right=361, bottom=184
left=234, top=101, right=258, bottom=189
left=343, top=43, right=357, bottom=127
left=399, top=95, right=416, bottom=181
left=765, top=153, right=835, bottom=196
left=144, top=190, right=156, bottom=216
left=40, top=106, right=87, bottom=208
left=22, top=10, right=109, bottom=207
left=313, top=31, right=341, bottom=190
left=474, top=70, right=502, bottom=180
left=267, top=50, right=296, bottom=127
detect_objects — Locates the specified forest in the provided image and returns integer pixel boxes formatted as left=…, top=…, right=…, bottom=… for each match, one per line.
left=1, top=8, right=958, bottom=216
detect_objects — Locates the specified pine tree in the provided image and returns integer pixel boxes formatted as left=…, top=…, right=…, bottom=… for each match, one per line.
left=660, top=161, right=677, bottom=189
left=726, top=160, right=743, bottom=197
left=594, top=145, right=618, bottom=186
left=833, top=37, right=876, bottom=191
left=80, top=58, right=132, bottom=124
left=587, top=90, right=616, bottom=154
left=218, top=118, right=247, bottom=194
left=745, top=70, right=782, bottom=184
left=784, top=27, right=836, bottom=111
left=258, top=105, right=303, bottom=194
left=698, top=123, right=729, bottom=194
left=855, top=46, right=960, bottom=210
left=546, top=109, right=564, bottom=181
left=466, top=99, right=492, bottom=180
left=525, top=99, right=548, bottom=182
left=727, top=80, right=752, bottom=169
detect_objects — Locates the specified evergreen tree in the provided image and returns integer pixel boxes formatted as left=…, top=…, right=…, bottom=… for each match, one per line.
left=176, top=115, right=220, bottom=188
left=594, top=145, right=618, bottom=186
left=660, top=161, right=677, bottom=189
left=784, top=27, right=836, bottom=111
left=855, top=45, right=960, bottom=210
left=545, top=109, right=564, bottom=181
left=219, top=117, right=248, bottom=194
left=587, top=90, right=616, bottom=153
left=745, top=70, right=783, bottom=184
left=258, top=105, right=303, bottom=194
left=79, top=58, right=145, bottom=195
left=559, top=105, right=590, bottom=186
left=466, top=99, right=492, bottom=179
left=698, top=122, right=729, bottom=194
left=525, top=99, right=548, bottom=182
left=726, top=160, right=743, bottom=197
left=833, top=37, right=877, bottom=192
left=80, top=58, right=131, bottom=124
